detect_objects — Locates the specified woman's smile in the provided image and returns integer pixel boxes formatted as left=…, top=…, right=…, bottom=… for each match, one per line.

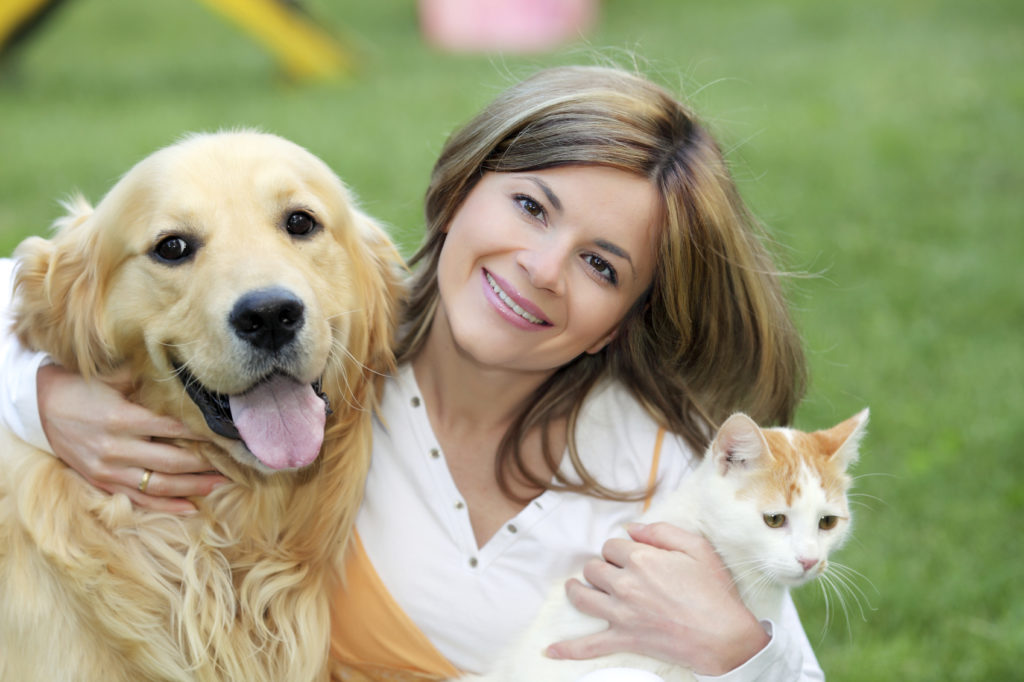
left=482, top=269, right=552, bottom=329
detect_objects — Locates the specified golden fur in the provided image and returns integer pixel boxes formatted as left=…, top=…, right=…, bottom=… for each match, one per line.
left=0, top=132, right=403, bottom=681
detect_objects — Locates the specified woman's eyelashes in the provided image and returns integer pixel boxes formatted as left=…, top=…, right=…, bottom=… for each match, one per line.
left=514, top=193, right=546, bottom=222
left=582, top=253, right=618, bottom=285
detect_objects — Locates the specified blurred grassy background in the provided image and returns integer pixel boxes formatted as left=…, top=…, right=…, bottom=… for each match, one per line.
left=1, top=0, right=1020, bottom=678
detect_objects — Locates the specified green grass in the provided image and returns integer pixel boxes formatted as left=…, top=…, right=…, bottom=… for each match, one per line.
left=1, top=0, right=1021, bottom=678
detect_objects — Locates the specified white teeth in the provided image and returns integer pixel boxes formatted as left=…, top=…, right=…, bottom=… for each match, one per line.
left=486, top=272, right=545, bottom=325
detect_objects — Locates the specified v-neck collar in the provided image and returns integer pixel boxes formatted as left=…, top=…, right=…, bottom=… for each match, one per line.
left=395, top=363, right=565, bottom=563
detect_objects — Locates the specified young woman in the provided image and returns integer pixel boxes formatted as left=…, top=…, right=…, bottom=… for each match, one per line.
left=1, top=65, right=821, bottom=680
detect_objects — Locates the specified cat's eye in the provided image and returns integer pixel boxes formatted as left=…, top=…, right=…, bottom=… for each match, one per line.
left=763, top=513, right=786, bottom=528
left=819, top=515, right=839, bottom=530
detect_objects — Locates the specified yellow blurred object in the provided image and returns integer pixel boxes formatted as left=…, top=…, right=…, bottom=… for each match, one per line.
left=1, top=0, right=352, bottom=81
left=197, top=0, right=352, bottom=80
left=0, top=0, right=57, bottom=47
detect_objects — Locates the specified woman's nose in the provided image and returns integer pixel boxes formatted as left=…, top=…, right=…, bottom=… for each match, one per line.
left=516, top=242, right=566, bottom=295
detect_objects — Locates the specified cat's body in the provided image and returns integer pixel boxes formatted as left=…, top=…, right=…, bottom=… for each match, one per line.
left=466, top=410, right=868, bottom=682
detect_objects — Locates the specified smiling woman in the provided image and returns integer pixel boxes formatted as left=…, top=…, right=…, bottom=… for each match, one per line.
left=433, top=166, right=660, bottom=374
left=403, top=66, right=806, bottom=507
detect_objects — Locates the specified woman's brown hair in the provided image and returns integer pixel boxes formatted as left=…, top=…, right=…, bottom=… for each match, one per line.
left=399, top=65, right=806, bottom=501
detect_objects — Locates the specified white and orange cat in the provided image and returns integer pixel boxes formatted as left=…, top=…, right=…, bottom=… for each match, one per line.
left=467, top=409, right=869, bottom=682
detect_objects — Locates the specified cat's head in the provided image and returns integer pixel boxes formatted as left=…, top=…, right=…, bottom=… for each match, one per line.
left=698, top=409, right=869, bottom=589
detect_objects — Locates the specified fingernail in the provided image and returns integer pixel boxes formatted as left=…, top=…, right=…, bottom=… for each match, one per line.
left=544, top=646, right=561, bottom=660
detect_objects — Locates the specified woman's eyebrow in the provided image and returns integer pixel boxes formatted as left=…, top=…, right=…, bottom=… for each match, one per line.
left=523, top=176, right=563, bottom=212
left=595, top=239, right=636, bottom=278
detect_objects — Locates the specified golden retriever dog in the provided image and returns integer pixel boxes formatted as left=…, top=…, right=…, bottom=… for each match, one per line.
left=0, top=131, right=402, bottom=681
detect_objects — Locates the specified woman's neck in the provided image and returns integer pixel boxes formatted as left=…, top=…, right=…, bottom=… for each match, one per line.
left=411, top=319, right=553, bottom=438
left=409, top=315, right=563, bottom=547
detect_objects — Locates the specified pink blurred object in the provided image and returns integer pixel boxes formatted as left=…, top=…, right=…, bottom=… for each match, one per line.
left=419, top=0, right=598, bottom=54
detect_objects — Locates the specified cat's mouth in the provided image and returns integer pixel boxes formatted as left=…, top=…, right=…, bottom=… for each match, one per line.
left=779, top=559, right=827, bottom=586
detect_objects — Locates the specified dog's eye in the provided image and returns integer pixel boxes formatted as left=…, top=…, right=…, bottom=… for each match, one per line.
left=285, top=211, right=318, bottom=236
left=152, top=236, right=193, bottom=262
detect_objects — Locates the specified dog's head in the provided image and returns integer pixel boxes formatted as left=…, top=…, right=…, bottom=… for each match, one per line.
left=13, top=131, right=403, bottom=474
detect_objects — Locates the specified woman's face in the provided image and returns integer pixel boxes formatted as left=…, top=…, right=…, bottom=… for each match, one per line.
left=434, top=165, right=660, bottom=375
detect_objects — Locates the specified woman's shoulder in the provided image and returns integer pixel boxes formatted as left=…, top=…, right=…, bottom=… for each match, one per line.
left=572, top=379, right=698, bottom=491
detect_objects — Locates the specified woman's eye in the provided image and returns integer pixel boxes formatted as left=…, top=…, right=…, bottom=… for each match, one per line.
left=515, top=195, right=545, bottom=220
left=152, top=236, right=193, bottom=263
left=763, top=513, right=787, bottom=528
left=583, top=253, right=618, bottom=285
left=819, top=515, right=839, bottom=530
left=285, top=211, right=318, bottom=236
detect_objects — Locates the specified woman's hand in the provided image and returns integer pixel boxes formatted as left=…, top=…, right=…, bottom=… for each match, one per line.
left=546, top=522, right=770, bottom=675
left=37, top=364, right=229, bottom=513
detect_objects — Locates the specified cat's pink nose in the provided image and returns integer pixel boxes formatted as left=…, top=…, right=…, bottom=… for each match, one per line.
left=799, top=557, right=819, bottom=572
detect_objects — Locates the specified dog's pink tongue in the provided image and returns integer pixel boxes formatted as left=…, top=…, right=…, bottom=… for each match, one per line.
left=228, top=375, right=326, bottom=470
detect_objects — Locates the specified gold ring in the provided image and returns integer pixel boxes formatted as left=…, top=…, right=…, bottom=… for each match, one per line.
left=138, top=469, right=153, bottom=493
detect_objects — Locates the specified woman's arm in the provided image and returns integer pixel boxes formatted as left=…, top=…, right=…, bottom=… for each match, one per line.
left=0, top=258, right=227, bottom=513
left=547, top=521, right=824, bottom=681
left=0, top=257, right=51, bottom=450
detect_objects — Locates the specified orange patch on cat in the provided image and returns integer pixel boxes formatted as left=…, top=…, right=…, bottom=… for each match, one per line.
left=745, top=430, right=851, bottom=506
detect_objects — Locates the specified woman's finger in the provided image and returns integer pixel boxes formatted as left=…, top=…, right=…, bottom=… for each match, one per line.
left=580, top=556, right=620, bottom=595
left=110, top=400, right=205, bottom=442
left=626, top=522, right=709, bottom=557
left=563, top=576, right=617, bottom=620
left=134, top=439, right=223, bottom=476
left=131, top=469, right=227, bottom=499
left=546, top=629, right=618, bottom=661
left=117, top=484, right=201, bottom=514
left=600, top=537, right=641, bottom=568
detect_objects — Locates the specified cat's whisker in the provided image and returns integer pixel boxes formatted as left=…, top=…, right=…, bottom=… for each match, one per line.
left=810, top=561, right=876, bottom=645
left=816, top=576, right=834, bottom=639
left=851, top=472, right=898, bottom=482
left=847, top=492, right=884, bottom=512
left=828, top=562, right=879, bottom=615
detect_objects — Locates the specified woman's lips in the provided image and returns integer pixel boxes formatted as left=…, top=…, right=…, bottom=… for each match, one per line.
left=481, top=269, right=552, bottom=328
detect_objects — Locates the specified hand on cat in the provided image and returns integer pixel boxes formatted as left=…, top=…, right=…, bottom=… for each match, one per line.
left=546, top=521, right=770, bottom=676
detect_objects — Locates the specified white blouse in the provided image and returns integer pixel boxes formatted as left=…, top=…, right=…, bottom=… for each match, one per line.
left=358, top=363, right=824, bottom=680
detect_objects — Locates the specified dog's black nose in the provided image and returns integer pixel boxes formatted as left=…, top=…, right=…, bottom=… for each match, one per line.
left=229, top=288, right=305, bottom=352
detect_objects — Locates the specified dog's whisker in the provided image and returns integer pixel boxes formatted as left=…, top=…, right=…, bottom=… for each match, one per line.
left=324, top=309, right=364, bottom=322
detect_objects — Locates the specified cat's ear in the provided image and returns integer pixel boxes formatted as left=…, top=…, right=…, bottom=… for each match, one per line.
left=710, top=413, right=771, bottom=475
left=822, top=408, right=870, bottom=469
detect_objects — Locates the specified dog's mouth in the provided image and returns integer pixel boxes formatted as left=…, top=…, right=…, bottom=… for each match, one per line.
left=176, top=363, right=332, bottom=471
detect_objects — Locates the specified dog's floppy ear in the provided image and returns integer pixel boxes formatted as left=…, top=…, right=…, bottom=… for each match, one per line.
left=12, top=195, right=117, bottom=378
left=350, top=209, right=405, bottom=376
